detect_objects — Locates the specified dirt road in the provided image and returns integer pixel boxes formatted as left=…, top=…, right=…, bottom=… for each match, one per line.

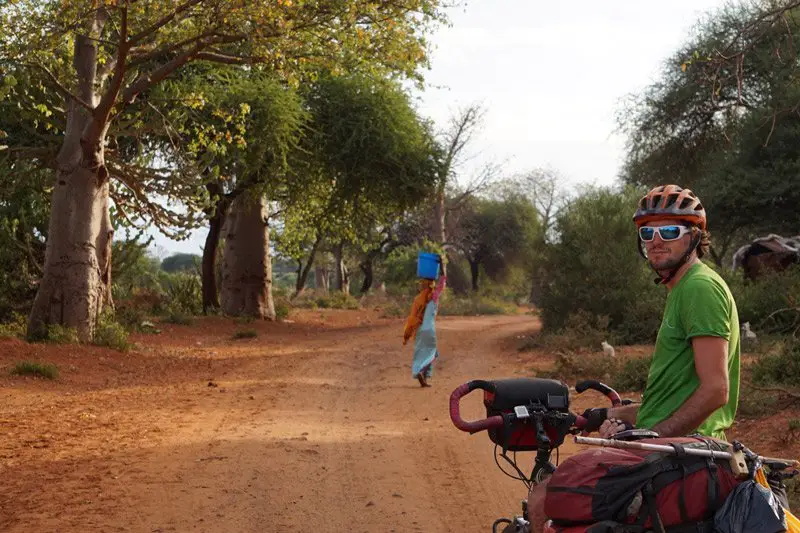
left=2, top=311, right=591, bottom=533
left=4, top=310, right=795, bottom=532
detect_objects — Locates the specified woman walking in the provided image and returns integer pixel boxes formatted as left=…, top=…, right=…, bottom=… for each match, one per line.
left=403, top=257, right=446, bottom=387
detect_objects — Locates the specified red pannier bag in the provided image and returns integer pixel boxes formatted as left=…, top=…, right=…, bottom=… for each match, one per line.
left=544, top=437, right=741, bottom=533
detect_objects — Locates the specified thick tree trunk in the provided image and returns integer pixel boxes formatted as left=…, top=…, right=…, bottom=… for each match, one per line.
left=333, top=242, right=350, bottom=294
left=314, top=265, right=329, bottom=293
left=202, top=185, right=229, bottom=314
left=469, top=259, right=480, bottom=292
left=220, top=195, right=275, bottom=320
left=28, top=93, right=112, bottom=341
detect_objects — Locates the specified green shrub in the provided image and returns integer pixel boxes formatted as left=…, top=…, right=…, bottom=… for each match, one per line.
left=751, top=340, right=800, bottom=386
left=534, top=351, right=615, bottom=382
left=612, top=356, right=652, bottom=393
left=292, top=295, right=318, bottom=309
left=159, top=272, right=202, bottom=315
left=521, top=311, right=611, bottom=351
left=533, top=351, right=651, bottom=393
left=115, top=305, right=147, bottom=330
left=45, top=324, right=79, bottom=344
left=162, top=309, right=193, bottom=325
left=304, top=292, right=360, bottom=310
left=10, top=361, right=59, bottom=379
left=93, top=316, right=131, bottom=352
left=381, top=302, right=406, bottom=318
left=232, top=329, right=258, bottom=340
left=724, top=266, right=800, bottom=335
left=0, top=312, right=27, bottom=339
left=330, top=292, right=360, bottom=309
left=274, top=298, right=290, bottom=320
left=438, top=294, right=515, bottom=316
left=538, top=186, right=665, bottom=345
left=737, top=388, right=779, bottom=418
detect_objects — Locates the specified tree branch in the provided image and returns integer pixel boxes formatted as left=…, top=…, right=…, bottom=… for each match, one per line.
left=128, top=0, right=204, bottom=45
left=128, top=30, right=217, bottom=67
left=744, top=380, right=800, bottom=400
left=19, top=62, right=94, bottom=112
left=121, top=41, right=206, bottom=104
left=13, top=231, right=44, bottom=275
left=86, top=2, right=130, bottom=144
left=194, top=51, right=253, bottom=65
left=446, top=161, right=500, bottom=212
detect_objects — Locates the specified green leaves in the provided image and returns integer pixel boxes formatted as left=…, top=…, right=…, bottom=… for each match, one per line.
left=620, top=2, right=800, bottom=246
left=452, top=195, right=541, bottom=282
left=538, top=186, right=665, bottom=344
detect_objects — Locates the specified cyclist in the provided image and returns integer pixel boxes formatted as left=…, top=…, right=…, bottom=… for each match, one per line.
left=591, top=184, right=740, bottom=440
left=529, top=184, right=742, bottom=531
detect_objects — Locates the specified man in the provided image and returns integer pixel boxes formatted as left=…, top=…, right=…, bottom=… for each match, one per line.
left=528, top=184, right=741, bottom=531
left=593, top=184, right=740, bottom=440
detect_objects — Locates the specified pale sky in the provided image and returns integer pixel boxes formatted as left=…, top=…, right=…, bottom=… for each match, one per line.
left=152, top=0, right=726, bottom=256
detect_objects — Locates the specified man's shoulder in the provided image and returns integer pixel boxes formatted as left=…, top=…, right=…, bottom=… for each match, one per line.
left=677, top=263, right=734, bottom=305
left=682, top=263, right=730, bottom=289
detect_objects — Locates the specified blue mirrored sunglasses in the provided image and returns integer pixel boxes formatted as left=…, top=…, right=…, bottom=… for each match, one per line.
left=638, top=225, right=691, bottom=242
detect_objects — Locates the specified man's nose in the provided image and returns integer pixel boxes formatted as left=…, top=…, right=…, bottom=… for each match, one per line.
left=649, top=230, right=665, bottom=244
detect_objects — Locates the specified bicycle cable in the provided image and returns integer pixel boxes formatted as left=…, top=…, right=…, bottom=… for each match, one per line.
left=494, top=444, right=532, bottom=490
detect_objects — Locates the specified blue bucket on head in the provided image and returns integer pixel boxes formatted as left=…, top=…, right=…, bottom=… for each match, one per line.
left=417, top=252, right=441, bottom=280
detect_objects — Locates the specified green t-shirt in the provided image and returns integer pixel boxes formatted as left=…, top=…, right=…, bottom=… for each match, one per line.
left=636, top=262, right=740, bottom=440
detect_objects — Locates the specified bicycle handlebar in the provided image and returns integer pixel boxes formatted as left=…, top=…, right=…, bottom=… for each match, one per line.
left=575, top=380, right=622, bottom=407
left=449, top=380, right=505, bottom=434
left=449, top=379, right=620, bottom=435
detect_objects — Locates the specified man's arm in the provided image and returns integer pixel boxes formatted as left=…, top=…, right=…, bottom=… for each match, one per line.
left=650, top=336, right=729, bottom=437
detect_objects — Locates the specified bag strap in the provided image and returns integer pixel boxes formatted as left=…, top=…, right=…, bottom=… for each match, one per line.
left=706, top=458, right=721, bottom=512
left=642, top=481, right=666, bottom=533
left=678, top=464, right=689, bottom=523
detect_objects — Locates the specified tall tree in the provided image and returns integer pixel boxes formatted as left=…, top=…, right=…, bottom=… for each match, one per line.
left=430, top=104, right=497, bottom=248
left=619, top=1, right=800, bottom=262
left=165, top=69, right=308, bottom=313
left=450, top=195, right=539, bottom=291
left=276, top=73, right=438, bottom=296
left=0, top=0, right=445, bottom=340
left=220, top=193, right=274, bottom=319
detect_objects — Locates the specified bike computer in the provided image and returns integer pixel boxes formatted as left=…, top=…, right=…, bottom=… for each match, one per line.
left=513, top=405, right=530, bottom=419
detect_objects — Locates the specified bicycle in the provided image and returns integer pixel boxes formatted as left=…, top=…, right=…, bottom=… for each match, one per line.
left=449, top=377, right=800, bottom=533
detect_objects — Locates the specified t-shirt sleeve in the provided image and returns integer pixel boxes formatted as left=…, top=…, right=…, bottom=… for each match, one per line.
left=679, top=277, right=732, bottom=339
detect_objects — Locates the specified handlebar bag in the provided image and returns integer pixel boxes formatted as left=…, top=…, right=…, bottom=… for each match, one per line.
left=483, top=378, right=570, bottom=452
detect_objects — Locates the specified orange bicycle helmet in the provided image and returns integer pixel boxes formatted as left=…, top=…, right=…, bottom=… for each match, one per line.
left=633, top=185, right=707, bottom=230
